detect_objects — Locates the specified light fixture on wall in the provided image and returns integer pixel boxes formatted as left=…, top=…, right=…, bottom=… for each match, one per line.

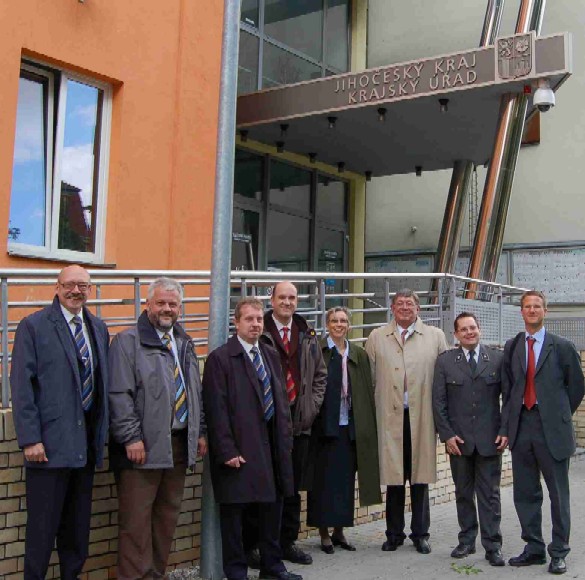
left=280, top=123, right=289, bottom=138
left=276, top=141, right=285, bottom=153
left=308, top=152, right=317, bottom=164
left=365, top=171, right=372, bottom=182
left=337, top=162, right=345, bottom=173
left=377, top=107, right=387, bottom=122
left=415, top=165, right=422, bottom=176
left=328, top=116, right=337, bottom=129
left=239, top=129, right=249, bottom=142
left=439, top=98, right=449, bottom=113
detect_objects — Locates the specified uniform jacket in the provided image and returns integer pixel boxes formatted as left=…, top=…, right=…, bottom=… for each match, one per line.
left=10, top=296, right=109, bottom=469
left=261, top=311, right=327, bottom=436
left=306, top=338, right=381, bottom=507
left=433, top=345, right=506, bottom=456
left=108, top=311, right=205, bottom=470
left=365, top=317, right=448, bottom=485
left=202, top=335, right=294, bottom=503
left=502, top=330, right=584, bottom=461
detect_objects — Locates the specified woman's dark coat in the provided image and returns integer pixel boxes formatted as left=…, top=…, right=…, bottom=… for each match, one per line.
left=307, top=338, right=382, bottom=507
left=202, top=335, right=294, bottom=503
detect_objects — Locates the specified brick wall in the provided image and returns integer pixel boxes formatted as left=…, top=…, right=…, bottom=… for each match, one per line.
left=2, top=381, right=584, bottom=579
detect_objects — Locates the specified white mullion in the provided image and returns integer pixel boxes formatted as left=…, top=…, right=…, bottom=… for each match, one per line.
left=49, top=74, right=69, bottom=253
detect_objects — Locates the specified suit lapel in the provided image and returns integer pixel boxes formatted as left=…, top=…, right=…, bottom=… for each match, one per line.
left=515, top=333, right=527, bottom=374
left=51, top=309, right=81, bottom=391
left=475, top=346, right=489, bottom=378
left=454, top=348, right=472, bottom=378
left=243, top=345, right=264, bottom=410
left=535, top=333, right=554, bottom=375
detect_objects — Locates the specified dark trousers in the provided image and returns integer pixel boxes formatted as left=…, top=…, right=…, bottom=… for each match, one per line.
left=220, top=500, right=286, bottom=580
left=450, top=451, right=502, bottom=552
left=24, top=463, right=95, bottom=580
left=115, top=433, right=187, bottom=580
left=512, top=407, right=571, bottom=558
left=386, top=408, right=430, bottom=542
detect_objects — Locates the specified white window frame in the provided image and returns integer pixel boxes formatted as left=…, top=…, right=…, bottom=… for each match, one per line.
left=8, top=60, right=112, bottom=264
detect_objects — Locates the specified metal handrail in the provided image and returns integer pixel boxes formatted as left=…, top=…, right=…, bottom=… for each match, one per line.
left=0, top=269, right=530, bottom=407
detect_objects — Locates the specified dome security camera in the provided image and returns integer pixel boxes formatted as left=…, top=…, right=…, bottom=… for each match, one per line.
left=533, top=79, right=555, bottom=113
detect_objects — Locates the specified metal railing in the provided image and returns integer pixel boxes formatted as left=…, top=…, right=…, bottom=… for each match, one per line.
left=0, top=269, right=531, bottom=408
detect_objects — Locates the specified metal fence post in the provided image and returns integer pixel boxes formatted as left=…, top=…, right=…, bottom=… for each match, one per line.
left=498, top=286, right=504, bottom=346
left=319, top=278, right=327, bottom=336
left=384, top=279, right=391, bottom=324
left=96, top=283, right=102, bottom=319
left=133, top=277, right=141, bottom=321
left=1, top=277, right=9, bottom=407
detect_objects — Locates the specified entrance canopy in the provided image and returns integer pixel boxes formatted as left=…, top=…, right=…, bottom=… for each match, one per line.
left=236, top=33, right=571, bottom=177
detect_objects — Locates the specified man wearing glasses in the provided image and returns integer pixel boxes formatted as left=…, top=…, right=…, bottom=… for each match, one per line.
left=365, top=289, right=448, bottom=556
left=11, top=265, right=110, bottom=580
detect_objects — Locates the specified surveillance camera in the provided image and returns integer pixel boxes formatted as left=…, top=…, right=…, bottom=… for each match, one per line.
left=533, top=79, right=555, bottom=113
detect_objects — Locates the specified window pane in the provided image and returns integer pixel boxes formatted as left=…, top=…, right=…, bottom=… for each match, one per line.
left=241, top=0, right=259, bottom=27
left=262, top=41, right=322, bottom=88
left=232, top=208, right=260, bottom=270
left=325, top=0, right=349, bottom=71
left=267, top=211, right=310, bottom=271
left=57, top=79, right=103, bottom=253
left=8, top=73, right=49, bottom=246
left=317, top=226, right=345, bottom=295
left=238, top=31, right=259, bottom=95
left=265, top=0, right=323, bottom=61
left=316, top=174, right=347, bottom=224
left=235, top=149, right=263, bottom=202
left=270, top=160, right=311, bottom=212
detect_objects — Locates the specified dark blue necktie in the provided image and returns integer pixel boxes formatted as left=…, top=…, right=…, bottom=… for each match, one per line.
left=73, top=316, right=93, bottom=411
left=251, top=346, right=274, bottom=421
left=469, top=350, right=477, bottom=372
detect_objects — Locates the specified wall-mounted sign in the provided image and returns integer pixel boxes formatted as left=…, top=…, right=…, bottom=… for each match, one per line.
left=232, top=232, right=252, bottom=244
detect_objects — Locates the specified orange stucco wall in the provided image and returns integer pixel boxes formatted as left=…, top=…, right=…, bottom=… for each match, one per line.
left=0, top=0, right=223, bottom=270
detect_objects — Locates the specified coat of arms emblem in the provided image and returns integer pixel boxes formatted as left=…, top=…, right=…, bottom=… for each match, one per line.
left=497, top=33, right=533, bottom=80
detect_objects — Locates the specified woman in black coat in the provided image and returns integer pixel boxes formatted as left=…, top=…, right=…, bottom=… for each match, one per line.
left=306, top=307, right=381, bottom=553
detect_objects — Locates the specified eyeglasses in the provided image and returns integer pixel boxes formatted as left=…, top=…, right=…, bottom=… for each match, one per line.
left=59, top=282, right=92, bottom=291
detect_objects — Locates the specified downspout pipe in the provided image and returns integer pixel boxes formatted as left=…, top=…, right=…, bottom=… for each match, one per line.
left=200, top=1, right=241, bottom=578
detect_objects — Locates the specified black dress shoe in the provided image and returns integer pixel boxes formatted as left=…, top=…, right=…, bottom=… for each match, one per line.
left=414, top=538, right=432, bottom=554
left=259, top=571, right=303, bottom=580
left=246, top=547, right=261, bottom=570
left=548, top=557, right=567, bottom=575
left=485, top=549, right=505, bottom=567
left=451, top=544, right=476, bottom=558
left=282, top=544, right=313, bottom=565
left=331, top=536, right=357, bottom=551
left=508, top=551, right=547, bottom=566
left=320, top=542, right=335, bottom=554
left=381, top=538, right=404, bottom=552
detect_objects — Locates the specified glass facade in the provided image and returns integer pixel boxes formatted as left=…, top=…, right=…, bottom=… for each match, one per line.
left=238, top=0, right=351, bottom=94
left=232, top=149, right=348, bottom=277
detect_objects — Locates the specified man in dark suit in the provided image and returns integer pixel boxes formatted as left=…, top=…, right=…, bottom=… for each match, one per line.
left=433, top=312, right=507, bottom=567
left=503, top=290, right=584, bottom=575
left=10, top=265, right=109, bottom=580
left=202, top=298, right=301, bottom=580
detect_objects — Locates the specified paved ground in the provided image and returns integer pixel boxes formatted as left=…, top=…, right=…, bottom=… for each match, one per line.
left=283, top=456, right=585, bottom=580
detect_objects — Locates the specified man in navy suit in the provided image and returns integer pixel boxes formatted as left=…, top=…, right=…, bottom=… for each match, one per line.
left=11, top=265, right=109, bottom=580
left=503, top=290, right=584, bottom=575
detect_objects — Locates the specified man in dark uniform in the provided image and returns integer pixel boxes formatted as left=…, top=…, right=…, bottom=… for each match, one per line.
left=433, top=312, right=508, bottom=567
left=503, top=290, right=584, bottom=575
left=203, top=298, right=301, bottom=580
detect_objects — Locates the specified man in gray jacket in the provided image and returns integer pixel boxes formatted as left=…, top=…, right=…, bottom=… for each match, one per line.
left=109, top=277, right=206, bottom=580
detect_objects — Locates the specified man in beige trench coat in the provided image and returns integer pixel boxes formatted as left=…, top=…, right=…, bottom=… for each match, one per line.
left=366, top=289, right=448, bottom=555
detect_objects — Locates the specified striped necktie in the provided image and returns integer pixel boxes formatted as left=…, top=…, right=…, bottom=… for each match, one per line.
left=251, top=346, right=274, bottom=421
left=162, top=333, right=188, bottom=423
left=72, top=316, right=94, bottom=411
left=281, top=327, right=297, bottom=404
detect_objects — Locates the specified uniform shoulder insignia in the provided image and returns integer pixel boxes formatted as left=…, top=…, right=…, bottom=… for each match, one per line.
left=307, top=328, right=317, bottom=338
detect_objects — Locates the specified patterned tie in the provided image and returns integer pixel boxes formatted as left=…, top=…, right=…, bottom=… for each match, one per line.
left=162, top=333, right=188, bottom=423
left=469, top=350, right=477, bottom=372
left=73, top=316, right=93, bottom=411
left=281, top=327, right=297, bottom=404
left=524, top=337, right=537, bottom=409
left=251, top=346, right=274, bottom=421
left=401, top=328, right=408, bottom=392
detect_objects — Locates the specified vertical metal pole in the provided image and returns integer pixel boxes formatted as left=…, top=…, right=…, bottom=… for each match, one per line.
left=1, top=278, right=9, bottom=407
left=319, top=278, right=327, bottom=336
left=432, top=0, right=505, bottom=302
left=96, top=283, right=102, bottom=318
left=467, top=0, right=546, bottom=297
left=201, top=1, right=241, bottom=578
left=133, top=277, right=141, bottom=321
left=498, top=286, right=504, bottom=345
left=384, top=279, right=391, bottom=324
left=437, top=275, right=444, bottom=328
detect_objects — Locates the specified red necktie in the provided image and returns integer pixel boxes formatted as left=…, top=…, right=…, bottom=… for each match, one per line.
left=524, top=337, right=537, bottom=409
left=401, top=329, right=408, bottom=392
left=281, top=327, right=297, bottom=404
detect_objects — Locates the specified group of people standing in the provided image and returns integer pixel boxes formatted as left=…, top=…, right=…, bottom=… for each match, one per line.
left=9, top=266, right=584, bottom=580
